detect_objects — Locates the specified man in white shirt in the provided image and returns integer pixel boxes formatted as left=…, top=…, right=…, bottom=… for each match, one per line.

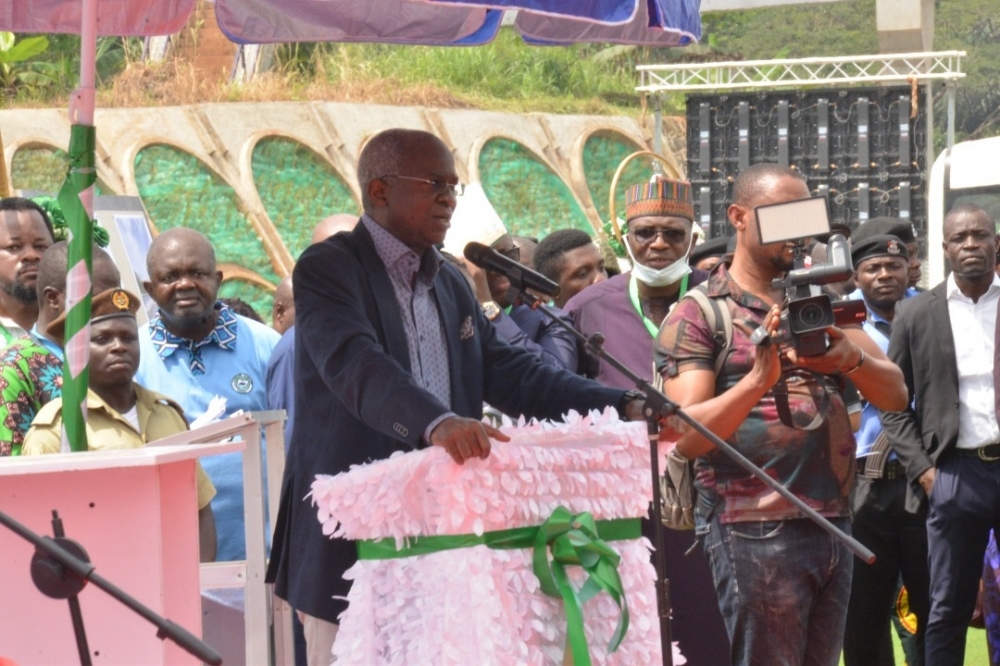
left=880, top=203, right=1000, bottom=665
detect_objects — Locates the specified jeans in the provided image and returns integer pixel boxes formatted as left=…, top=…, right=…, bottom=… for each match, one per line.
left=701, top=515, right=853, bottom=666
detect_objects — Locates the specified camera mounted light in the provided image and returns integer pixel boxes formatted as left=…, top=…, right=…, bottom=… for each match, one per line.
left=754, top=196, right=831, bottom=245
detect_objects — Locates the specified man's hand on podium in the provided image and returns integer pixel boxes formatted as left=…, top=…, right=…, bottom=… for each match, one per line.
left=430, top=416, right=511, bottom=464
left=624, top=397, right=646, bottom=423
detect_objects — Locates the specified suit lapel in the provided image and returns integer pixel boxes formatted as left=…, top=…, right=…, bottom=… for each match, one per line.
left=929, top=284, right=959, bottom=391
left=352, top=223, right=412, bottom=373
left=434, top=265, right=465, bottom=411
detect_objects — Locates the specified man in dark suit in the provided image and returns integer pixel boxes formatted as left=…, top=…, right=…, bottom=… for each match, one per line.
left=880, top=203, right=1000, bottom=665
left=265, top=128, right=639, bottom=665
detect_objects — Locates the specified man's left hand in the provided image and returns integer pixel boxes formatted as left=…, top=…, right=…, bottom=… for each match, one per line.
left=786, top=325, right=860, bottom=375
left=624, top=397, right=646, bottom=422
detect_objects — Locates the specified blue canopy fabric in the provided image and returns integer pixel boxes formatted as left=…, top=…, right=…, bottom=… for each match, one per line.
left=420, top=0, right=639, bottom=25
left=215, top=0, right=699, bottom=47
left=215, top=0, right=500, bottom=46
left=516, top=0, right=700, bottom=46
left=2, top=0, right=699, bottom=48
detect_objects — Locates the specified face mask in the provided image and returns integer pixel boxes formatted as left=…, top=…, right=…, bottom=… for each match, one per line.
left=625, top=239, right=692, bottom=287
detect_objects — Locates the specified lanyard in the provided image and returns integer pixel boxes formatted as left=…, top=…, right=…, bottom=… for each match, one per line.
left=628, top=272, right=689, bottom=338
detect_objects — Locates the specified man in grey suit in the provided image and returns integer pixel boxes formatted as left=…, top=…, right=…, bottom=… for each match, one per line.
left=265, top=128, right=642, bottom=665
left=881, top=203, right=1000, bottom=665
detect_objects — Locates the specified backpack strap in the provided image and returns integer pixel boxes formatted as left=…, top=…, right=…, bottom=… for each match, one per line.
left=683, top=285, right=733, bottom=378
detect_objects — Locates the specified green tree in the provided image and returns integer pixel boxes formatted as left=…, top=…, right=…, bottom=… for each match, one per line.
left=0, top=32, right=54, bottom=93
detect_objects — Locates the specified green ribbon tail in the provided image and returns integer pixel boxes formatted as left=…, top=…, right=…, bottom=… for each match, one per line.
left=552, top=558, right=592, bottom=666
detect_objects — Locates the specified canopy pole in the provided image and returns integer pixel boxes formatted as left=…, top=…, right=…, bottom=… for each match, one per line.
left=59, top=0, right=98, bottom=452
left=0, top=126, right=10, bottom=197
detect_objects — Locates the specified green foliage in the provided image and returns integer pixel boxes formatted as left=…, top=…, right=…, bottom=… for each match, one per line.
left=933, top=1, right=1000, bottom=142
left=0, top=32, right=54, bottom=92
left=283, top=29, right=707, bottom=114
left=5, top=2, right=998, bottom=138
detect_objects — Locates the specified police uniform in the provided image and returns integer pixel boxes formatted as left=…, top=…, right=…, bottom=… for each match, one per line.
left=21, top=287, right=216, bottom=510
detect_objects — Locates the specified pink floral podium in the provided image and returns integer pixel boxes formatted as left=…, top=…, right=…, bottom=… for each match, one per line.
left=311, top=409, right=670, bottom=665
left=0, top=441, right=241, bottom=665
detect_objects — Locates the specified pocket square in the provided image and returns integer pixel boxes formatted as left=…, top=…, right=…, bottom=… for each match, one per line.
left=459, top=315, right=474, bottom=341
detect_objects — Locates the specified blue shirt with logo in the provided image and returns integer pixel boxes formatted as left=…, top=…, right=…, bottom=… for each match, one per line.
left=136, top=302, right=280, bottom=561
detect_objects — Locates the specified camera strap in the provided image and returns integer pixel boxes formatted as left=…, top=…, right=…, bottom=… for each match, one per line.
left=772, top=374, right=825, bottom=431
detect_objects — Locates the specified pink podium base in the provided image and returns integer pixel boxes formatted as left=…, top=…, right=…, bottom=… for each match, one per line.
left=0, top=443, right=239, bottom=665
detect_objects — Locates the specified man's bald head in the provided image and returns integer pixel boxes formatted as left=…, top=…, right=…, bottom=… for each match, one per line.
left=146, top=227, right=216, bottom=275
left=312, top=214, right=358, bottom=244
left=356, top=129, right=450, bottom=213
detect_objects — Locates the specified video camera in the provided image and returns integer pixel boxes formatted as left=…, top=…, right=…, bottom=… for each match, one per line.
left=750, top=196, right=866, bottom=357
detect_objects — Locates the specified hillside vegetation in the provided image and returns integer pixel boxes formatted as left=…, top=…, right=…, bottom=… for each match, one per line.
left=2, top=0, right=998, bottom=141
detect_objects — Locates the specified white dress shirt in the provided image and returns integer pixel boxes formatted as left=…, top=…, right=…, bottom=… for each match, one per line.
left=947, top=272, right=1000, bottom=449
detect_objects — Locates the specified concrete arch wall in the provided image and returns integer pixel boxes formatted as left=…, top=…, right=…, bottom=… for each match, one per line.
left=1, top=101, right=681, bottom=314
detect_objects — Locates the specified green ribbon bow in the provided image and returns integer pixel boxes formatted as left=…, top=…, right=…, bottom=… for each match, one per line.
left=357, top=507, right=638, bottom=666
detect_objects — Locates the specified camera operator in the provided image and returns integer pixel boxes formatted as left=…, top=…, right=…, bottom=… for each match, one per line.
left=654, top=164, right=907, bottom=665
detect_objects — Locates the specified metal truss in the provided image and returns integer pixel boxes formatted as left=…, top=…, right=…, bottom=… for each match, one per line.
left=636, top=51, right=965, bottom=93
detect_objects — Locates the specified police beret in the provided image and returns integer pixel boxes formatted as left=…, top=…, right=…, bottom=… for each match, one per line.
left=851, top=234, right=910, bottom=269
left=47, top=288, right=140, bottom=340
left=852, top=217, right=917, bottom=244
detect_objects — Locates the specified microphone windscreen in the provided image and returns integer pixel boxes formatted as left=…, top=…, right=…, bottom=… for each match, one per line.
left=463, top=241, right=490, bottom=264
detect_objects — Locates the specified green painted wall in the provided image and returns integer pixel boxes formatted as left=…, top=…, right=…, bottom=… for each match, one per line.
left=134, top=144, right=278, bottom=317
left=583, top=132, right=655, bottom=226
left=478, top=138, right=591, bottom=240
left=11, top=135, right=650, bottom=318
left=10, top=147, right=107, bottom=195
left=251, top=137, right=357, bottom=261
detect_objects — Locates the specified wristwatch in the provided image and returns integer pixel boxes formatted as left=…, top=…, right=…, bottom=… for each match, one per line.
left=618, top=389, right=646, bottom=415
left=481, top=301, right=502, bottom=321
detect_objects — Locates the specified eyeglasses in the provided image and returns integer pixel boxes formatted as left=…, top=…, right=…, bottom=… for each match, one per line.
left=627, top=227, right=689, bottom=245
left=382, top=175, right=465, bottom=197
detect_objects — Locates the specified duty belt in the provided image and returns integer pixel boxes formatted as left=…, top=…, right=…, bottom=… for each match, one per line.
left=857, top=456, right=906, bottom=480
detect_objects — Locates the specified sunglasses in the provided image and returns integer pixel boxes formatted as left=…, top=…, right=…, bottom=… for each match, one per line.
left=497, top=246, right=520, bottom=261
left=627, top=227, right=688, bottom=245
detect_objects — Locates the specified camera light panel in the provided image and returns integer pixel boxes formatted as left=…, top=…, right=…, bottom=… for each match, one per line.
left=754, top=196, right=831, bottom=245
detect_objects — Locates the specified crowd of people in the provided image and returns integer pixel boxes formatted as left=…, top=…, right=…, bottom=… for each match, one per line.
left=3, top=126, right=1000, bottom=666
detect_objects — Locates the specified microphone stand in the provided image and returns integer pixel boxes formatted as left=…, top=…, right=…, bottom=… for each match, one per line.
left=505, top=282, right=875, bottom=666
left=0, top=508, right=222, bottom=666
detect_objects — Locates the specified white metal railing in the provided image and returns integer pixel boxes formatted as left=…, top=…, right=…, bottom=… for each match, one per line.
left=152, top=410, right=293, bottom=665
left=637, top=51, right=965, bottom=93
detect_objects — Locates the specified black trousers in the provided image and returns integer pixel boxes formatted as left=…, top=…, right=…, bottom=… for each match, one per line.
left=844, top=474, right=930, bottom=666
left=926, top=451, right=1000, bottom=666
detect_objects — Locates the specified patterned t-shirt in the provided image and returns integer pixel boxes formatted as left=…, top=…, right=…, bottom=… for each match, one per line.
left=655, top=264, right=856, bottom=523
left=0, top=335, right=64, bottom=456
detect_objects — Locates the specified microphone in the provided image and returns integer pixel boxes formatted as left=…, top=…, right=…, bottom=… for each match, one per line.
left=463, top=242, right=561, bottom=299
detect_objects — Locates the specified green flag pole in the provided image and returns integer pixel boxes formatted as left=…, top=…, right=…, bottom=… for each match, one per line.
left=57, top=0, right=98, bottom=453
left=56, top=124, right=96, bottom=453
